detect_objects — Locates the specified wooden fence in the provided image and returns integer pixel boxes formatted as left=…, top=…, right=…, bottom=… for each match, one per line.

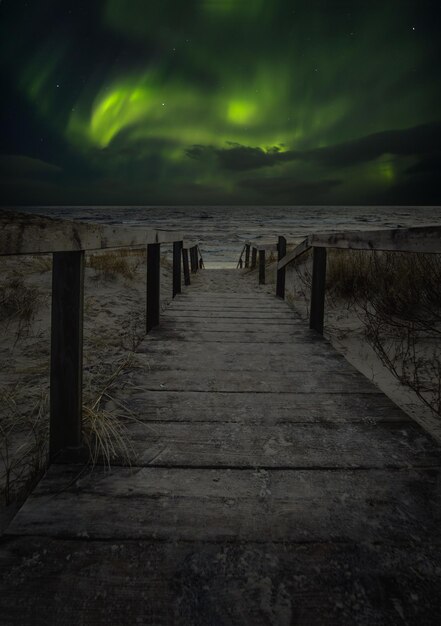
left=239, top=225, right=441, bottom=334
left=0, top=210, right=203, bottom=462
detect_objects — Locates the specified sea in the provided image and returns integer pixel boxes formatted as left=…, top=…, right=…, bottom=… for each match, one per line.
left=21, top=205, right=441, bottom=267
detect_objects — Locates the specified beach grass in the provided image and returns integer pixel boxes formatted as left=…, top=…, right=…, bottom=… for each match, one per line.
left=284, top=249, right=441, bottom=419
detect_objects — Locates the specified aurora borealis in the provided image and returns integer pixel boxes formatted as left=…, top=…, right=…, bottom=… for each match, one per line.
left=0, top=0, right=440, bottom=205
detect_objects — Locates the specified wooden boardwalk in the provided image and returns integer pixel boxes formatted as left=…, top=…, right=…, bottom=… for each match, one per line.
left=2, top=269, right=441, bottom=625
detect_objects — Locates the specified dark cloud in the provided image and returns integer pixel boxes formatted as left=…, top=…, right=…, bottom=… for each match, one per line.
left=405, top=154, right=441, bottom=176
left=187, top=122, right=441, bottom=175
left=186, top=143, right=296, bottom=171
left=0, top=155, right=62, bottom=181
left=307, top=121, right=441, bottom=167
left=239, top=177, right=341, bottom=201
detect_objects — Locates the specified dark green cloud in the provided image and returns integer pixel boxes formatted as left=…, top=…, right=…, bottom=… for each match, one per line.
left=0, top=0, right=440, bottom=204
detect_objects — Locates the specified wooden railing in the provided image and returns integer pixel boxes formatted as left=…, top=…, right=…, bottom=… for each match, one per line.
left=0, top=209, right=203, bottom=462
left=237, top=241, right=278, bottom=284
left=239, top=225, right=441, bottom=334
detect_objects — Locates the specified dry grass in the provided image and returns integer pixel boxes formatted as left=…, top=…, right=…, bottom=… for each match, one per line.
left=0, top=277, right=40, bottom=341
left=0, top=387, right=48, bottom=505
left=87, top=248, right=145, bottom=281
left=31, top=255, right=52, bottom=273
left=326, top=250, right=373, bottom=303
left=82, top=355, right=141, bottom=467
left=291, top=249, right=441, bottom=417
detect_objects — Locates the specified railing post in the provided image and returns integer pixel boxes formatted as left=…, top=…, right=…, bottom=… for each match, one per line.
left=50, top=250, right=84, bottom=461
left=190, top=246, right=198, bottom=273
left=309, top=247, right=327, bottom=334
left=182, top=248, right=191, bottom=285
left=276, top=236, right=286, bottom=299
left=245, top=244, right=250, bottom=268
left=259, top=249, right=265, bottom=285
left=173, top=240, right=182, bottom=298
left=198, top=246, right=204, bottom=269
left=251, top=247, right=257, bottom=269
left=147, top=243, right=160, bottom=333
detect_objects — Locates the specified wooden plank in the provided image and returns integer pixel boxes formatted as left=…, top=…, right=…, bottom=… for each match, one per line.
left=135, top=337, right=363, bottom=361
left=2, top=537, right=441, bottom=626
left=172, top=240, right=182, bottom=298
left=114, top=389, right=408, bottom=423
left=276, top=235, right=286, bottom=298
left=277, top=238, right=310, bottom=270
left=244, top=243, right=250, bottom=268
left=310, top=224, right=441, bottom=254
left=258, top=249, right=266, bottom=284
left=166, top=308, right=286, bottom=315
left=156, top=319, right=310, bottom=333
left=130, top=368, right=380, bottom=394
left=159, top=319, right=296, bottom=329
left=134, top=351, right=354, bottom=373
left=146, top=243, right=160, bottom=333
left=8, top=465, right=441, bottom=543
left=120, top=421, right=441, bottom=469
left=309, top=247, right=327, bottom=334
left=145, top=331, right=325, bottom=343
left=251, top=247, right=257, bottom=268
left=50, top=250, right=84, bottom=461
left=190, top=246, right=198, bottom=273
left=0, top=209, right=182, bottom=255
left=136, top=338, right=351, bottom=359
left=197, top=246, right=204, bottom=269
left=162, top=310, right=295, bottom=319
left=182, top=248, right=190, bottom=286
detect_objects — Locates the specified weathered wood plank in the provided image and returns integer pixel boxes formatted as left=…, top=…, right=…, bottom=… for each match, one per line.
left=259, top=249, right=266, bottom=284
left=145, top=331, right=328, bottom=343
left=120, top=421, right=441, bottom=469
left=277, top=238, right=310, bottom=270
left=160, top=318, right=297, bottom=329
left=50, top=250, right=84, bottom=460
left=244, top=243, right=250, bottom=268
left=145, top=327, right=326, bottom=343
left=130, top=368, right=381, bottom=394
left=162, top=310, right=295, bottom=319
left=172, top=240, right=182, bottom=297
left=116, top=389, right=408, bottom=423
left=182, top=248, right=190, bottom=286
left=136, top=338, right=344, bottom=358
left=8, top=465, right=441, bottom=543
left=309, top=247, right=327, bottom=334
left=135, top=346, right=350, bottom=370
left=276, top=235, right=286, bottom=298
left=146, top=243, right=160, bottom=333
left=251, top=246, right=257, bottom=268
left=2, top=537, right=441, bottom=626
left=190, top=246, right=198, bottom=273
left=310, top=224, right=441, bottom=254
left=0, top=209, right=182, bottom=255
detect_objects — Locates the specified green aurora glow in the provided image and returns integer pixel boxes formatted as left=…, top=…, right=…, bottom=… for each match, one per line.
left=0, top=0, right=440, bottom=204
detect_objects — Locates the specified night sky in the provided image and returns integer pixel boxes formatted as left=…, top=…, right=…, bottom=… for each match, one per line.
left=1, top=0, right=440, bottom=205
